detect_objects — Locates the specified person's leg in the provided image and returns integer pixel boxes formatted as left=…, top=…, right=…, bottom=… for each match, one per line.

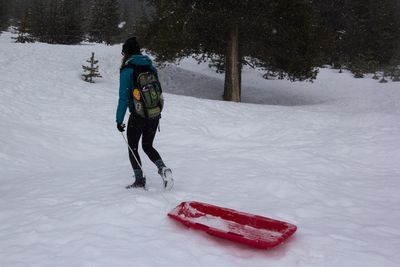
left=127, top=115, right=144, bottom=183
left=142, top=119, right=173, bottom=189
left=141, top=118, right=162, bottom=163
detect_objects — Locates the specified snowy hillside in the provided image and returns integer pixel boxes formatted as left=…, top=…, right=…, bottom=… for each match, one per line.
left=1, top=32, right=400, bottom=267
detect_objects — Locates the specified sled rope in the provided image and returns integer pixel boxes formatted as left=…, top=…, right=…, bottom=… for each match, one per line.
left=121, top=132, right=147, bottom=178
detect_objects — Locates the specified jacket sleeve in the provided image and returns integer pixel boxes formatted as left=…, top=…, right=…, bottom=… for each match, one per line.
left=116, top=68, right=133, bottom=124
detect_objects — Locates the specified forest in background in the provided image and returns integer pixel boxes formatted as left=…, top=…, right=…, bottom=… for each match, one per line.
left=0, top=0, right=399, bottom=100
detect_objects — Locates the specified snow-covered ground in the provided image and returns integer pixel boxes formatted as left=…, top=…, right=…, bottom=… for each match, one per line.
left=1, top=31, right=400, bottom=267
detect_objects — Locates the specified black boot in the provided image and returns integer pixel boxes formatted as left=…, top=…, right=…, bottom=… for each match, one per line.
left=126, top=178, right=146, bottom=189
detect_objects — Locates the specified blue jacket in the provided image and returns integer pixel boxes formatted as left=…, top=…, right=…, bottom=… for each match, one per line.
left=116, top=55, right=158, bottom=124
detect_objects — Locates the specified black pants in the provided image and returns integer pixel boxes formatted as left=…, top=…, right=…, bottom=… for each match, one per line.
left=127, top=114, right=161, bottom=170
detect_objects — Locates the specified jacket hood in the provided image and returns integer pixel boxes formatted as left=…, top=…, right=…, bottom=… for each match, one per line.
left=126, top=55, right=152, bottom=66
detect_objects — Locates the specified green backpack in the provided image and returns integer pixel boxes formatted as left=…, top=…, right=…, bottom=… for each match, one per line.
left=129, top=64, right=163, bottom=119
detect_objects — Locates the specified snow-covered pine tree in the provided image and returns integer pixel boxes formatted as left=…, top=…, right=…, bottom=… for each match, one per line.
left=82, top=52, right=102, bottom=83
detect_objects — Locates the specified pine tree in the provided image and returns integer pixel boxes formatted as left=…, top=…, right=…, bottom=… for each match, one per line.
left=87, top=0, right=104, bottom=43
left=82, top=52, right=102, bottom=83
left=29, top=0, right=47, bottom=40
left=58, top=0, right=84, bottom=44
left=118, top=0, right=150, bottom=40
left=44, top=0, right=63, bottom=43
left=103, top=0, right=120, bottom=44
left=7, top=0, right=34, bottom=22
left=344, top=0, right=400, bottom=76
left=138, top=0, right=324, bottom=102
left=13, top=7, right=35, bottom=43
left=312, top=0, right=347, bottom=70
left=22, top=0, right=83, bottom=44
left=0, top=0, right=10, bottom=31
left=392, top=68, right=400, bottom=82
left=379, top=74, right=388, bottom=83
left=88, top=0, right=120, bottom=45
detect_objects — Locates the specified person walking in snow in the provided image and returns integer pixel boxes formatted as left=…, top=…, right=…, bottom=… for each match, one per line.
left=116, top=37, right=173, bottom=189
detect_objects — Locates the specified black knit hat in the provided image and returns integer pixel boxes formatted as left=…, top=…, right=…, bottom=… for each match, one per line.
left=122, top=37, right=141, bottom=55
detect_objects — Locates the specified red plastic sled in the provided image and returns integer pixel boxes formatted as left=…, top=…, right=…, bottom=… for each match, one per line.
left=168, top=201, right=297, bottom=249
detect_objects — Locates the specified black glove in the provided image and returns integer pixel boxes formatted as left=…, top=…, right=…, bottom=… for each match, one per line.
left=117, top=123, right=126, bottom=132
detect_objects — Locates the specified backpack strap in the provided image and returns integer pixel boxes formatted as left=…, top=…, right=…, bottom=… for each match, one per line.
left=122, top=63, right=162, bottom=91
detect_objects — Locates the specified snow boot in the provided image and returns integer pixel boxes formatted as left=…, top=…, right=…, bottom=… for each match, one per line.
left=126, top=178, right=146, bottom=189
left=126, top=169, right=146, bottom=189
left=159, top=167, right=173, bottom=190
left=155, top=160, right=174, bottom=190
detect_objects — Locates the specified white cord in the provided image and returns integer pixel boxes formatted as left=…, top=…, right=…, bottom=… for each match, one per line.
left=120, top=132, right=147, bottom=178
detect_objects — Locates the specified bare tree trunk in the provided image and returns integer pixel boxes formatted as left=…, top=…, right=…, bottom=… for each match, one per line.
left=223, top=25, right=241, bottom=102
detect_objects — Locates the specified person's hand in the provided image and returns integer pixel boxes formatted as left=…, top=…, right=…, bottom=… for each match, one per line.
left=117, top=123, right=126, bottom=132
